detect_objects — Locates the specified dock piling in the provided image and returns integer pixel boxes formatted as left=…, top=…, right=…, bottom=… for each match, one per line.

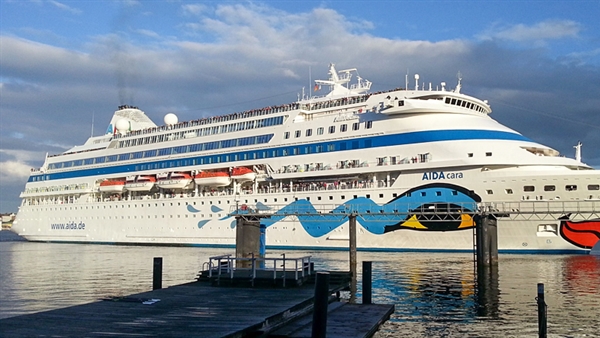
left=312, top=272, right=330, bottom=338
left=537, top=283, right=547, bottom=338
left=349, top=214, right=357, bottom=302
left=362, top=261, right=372, bottom=304
left=153, top=257, right=162, bottom=290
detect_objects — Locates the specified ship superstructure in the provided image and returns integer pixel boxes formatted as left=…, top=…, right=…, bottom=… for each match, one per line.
left=12, top=64, right=600, bottom=252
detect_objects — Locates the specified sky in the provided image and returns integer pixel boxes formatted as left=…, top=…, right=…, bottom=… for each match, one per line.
left=1, top=0, right=599, bottom=213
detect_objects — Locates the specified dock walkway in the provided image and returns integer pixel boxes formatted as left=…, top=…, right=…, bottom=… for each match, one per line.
left=0, top=280, right=393, bottom=338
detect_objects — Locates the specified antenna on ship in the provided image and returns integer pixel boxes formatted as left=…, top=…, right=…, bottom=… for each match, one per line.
left=405, top=69, right=408, bottom=90
left=455, top=71, right=462, bottom=93
left=309, top=65, right=312, bottom=99
left=574, top=141, right=583, bottom=162
left=90, top=112, right=95, bottom=137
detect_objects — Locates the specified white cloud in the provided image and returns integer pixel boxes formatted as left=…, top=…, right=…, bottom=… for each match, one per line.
left=136, top=29, right=160, bottom=39
left=478, top=20, right=581, bottom=43
left=117, top=0, right=140, bottom=7
left=563, top=48, right=600, bottom=66
left=181, top=4, right=207, bottom=16
left=48, top=0, right=81, bottom=15
left=0, top=161, right=35, bottom=181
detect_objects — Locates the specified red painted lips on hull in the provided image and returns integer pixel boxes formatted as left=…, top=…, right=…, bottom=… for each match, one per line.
left=559, top=216, right=600, bottom=249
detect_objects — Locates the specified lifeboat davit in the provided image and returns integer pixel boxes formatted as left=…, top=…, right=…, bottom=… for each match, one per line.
left=231, top=167, right=256, bottom=183
left=124, top=175, right=156, bottom=192
left=156, top=172, right=193, bottom=189
left=99, top=179, right=126, bottom=193
left=194, top=171, right=231, bottom=187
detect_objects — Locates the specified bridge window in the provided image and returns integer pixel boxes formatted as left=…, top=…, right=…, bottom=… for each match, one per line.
left=328, top=126, right=336, bottom=134
left=306, top=129, right=312, bottom=137
left=588, top=184, right=599, bottom=190
left=340, top=124, right=348, bottom=132
left=565, top=185, right=577, bottom=191
left=317, top=127, right=324, bottom=135
left=295, top=130, right=301, bottom=138
left=505, top=189, right=513, bottom=194
left=544, top=185, right=555, bottom=191
left=524, top=186, right=535, bottom=192
left=284, top=132, right=290, bottom=139
left=366, top=121, right=373, bottom=129
left=352, top=122, right=359, bottom=131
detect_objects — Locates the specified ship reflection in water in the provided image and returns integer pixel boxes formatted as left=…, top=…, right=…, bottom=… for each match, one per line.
left=0, top=240, right=598, bottom=337
left=360, top=253, right=600, bottom=338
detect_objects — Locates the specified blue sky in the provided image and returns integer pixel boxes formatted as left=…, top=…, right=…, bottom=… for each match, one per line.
left=1, top=0, right=599, bottom=212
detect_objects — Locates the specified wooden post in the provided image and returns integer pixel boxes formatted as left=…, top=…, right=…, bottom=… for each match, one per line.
left=475, top=213, right=498, bottom=267
left=537, top=283, right=547, bottom=338
left=349, top=214, right=357, bottom=302
left=153, top=257, right=162, bottom=290
left=236, top=217, right=261, bottom=269
left=312, top=272, right=330, bottom=338
left=488, top=215, right=498, bottom=265
left=362, top=261, right=372, bottom=304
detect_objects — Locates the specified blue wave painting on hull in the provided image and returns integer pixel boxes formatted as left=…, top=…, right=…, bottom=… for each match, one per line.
left=189, top=183, right=480, bottom=238
left=258, top=183, right=480, bottom=237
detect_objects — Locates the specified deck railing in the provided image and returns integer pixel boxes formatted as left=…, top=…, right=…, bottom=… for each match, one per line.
left=205, top=254, right=313, bottom=286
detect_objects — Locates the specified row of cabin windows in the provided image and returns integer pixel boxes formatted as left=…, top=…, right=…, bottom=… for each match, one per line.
left=117, top=115, right=285, bottom=149
left=444, top=97, right=487, bottom=113
left=48, top=133, right=274, bottom=170
left=284, top=121, right=372, bottom=140
left=487, top=184, right=599, bottom=195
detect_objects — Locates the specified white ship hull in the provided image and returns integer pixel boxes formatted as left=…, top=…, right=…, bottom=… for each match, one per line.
left=12, top=65, right=600, bottom=253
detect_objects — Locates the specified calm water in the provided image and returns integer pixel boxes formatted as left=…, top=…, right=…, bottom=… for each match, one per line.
left=1, top=230, right=599, bottom=337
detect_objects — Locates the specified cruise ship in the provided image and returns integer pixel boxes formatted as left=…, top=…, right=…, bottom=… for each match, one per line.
left=12, top=64, right=600, bottom=253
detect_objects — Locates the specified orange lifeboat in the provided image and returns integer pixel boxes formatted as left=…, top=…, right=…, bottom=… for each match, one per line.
left=230, top=167, right=256, bottom=183
left=124, top=175, right=156, bottom=191
left=194, top=171, right=231, bottom=187
left=156, top=172, right=193, bottom=189
left=99, top=179, right=126, bottom=193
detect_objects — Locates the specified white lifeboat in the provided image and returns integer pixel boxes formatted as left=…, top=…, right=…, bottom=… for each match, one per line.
left=231, top=167, right=256, bottom=183
left=124, top=175, right=156, bottom=192
left=99, top=179, right=125, bottom=193
left=194, top=171, right=231, bottom=187
left=156, top=172, right=193, bottom=190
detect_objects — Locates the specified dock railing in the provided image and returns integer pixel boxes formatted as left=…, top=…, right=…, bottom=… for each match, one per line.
left=206, top=254, right=313, bottom=285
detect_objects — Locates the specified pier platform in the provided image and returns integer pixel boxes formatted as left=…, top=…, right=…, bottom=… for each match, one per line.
left=0, top=278, right=393, bottom=338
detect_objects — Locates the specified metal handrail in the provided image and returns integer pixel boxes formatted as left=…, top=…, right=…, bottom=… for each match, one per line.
left=206, top=254, right=312, bottom=284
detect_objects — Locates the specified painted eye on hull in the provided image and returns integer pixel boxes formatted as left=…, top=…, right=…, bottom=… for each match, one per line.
left=383, top=203, right=475, bottom=233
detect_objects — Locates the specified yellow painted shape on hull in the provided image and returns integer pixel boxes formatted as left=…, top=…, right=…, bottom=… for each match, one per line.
left=458, top=214, right=475, bottom=229
left=401, top=215, right=427, bottom=229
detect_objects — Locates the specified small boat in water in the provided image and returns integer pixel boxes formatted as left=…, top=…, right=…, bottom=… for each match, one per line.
left=156, top=172, right=193, bottom=189
left=124, top=175, right=156, bottom=191
left=194, top=171, right=231, bottom=187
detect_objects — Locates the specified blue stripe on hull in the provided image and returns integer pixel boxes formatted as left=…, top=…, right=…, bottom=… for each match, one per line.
left=29, top=129, right=530, bottom=182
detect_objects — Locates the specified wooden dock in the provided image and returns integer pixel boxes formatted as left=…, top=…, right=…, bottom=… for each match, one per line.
left=0, top=279, right=394, bottom=338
